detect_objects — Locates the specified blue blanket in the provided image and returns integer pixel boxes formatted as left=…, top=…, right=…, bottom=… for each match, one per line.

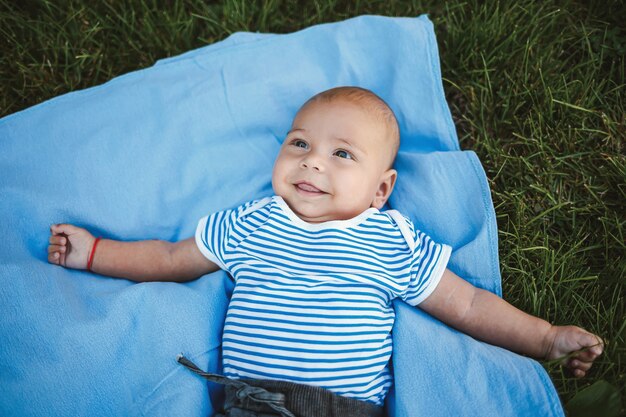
left=0, top=15, right=564, bottom=417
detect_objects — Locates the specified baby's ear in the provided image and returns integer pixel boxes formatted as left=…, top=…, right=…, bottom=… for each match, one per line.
left=372, top=169, right=397, bottom=209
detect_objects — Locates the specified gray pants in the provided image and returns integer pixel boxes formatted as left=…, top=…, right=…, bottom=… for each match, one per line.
left=178, top=355, right=384, bottom=417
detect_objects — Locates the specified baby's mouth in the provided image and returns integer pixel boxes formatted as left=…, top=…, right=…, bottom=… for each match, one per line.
left=294, top=181, right=326, bottom=195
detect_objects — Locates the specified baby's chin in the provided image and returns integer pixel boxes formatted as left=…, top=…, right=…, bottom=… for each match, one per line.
left=277, top=191, right=372, bottom=223
left=290, top=205, right=332, bottom=224
left=294, top=204, right=371, bottom=224
left=278, top=198, right=331, bottom=223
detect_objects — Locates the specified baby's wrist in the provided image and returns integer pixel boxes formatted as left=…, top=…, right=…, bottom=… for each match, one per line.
left=85, top=236, right=100, bottom=270
left=542, top=325, right=559, bottom=360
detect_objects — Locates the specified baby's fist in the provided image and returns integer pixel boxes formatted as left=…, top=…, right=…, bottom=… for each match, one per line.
left=545, top=325, right=603, bottom=378
left=48, top=224, right=95, bottom=270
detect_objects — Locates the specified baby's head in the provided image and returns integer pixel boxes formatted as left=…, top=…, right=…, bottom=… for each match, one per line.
left=272, top=86, right=400, bottom=223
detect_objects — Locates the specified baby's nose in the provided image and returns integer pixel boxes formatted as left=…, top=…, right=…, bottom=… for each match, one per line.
left=300, top=155, right=324, bottom=171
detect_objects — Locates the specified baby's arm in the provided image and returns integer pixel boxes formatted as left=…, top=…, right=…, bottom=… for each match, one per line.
left=48, top=224, right=219, bottom=282
left=420, top=268, right=603, bottom=377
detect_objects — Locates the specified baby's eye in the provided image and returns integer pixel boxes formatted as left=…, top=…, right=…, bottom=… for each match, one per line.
left=291, top=139, right=308, bottom=149
left=334, top=149, right=354, bottom=160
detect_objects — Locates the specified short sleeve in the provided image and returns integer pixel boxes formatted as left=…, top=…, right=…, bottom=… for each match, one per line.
left=195, top=198, right=268, bottom=271
left=402, top=228, right=452, bottom=306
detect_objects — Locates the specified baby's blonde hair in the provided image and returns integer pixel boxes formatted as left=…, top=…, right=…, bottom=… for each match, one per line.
left=300, top=86, right=400, bottom=167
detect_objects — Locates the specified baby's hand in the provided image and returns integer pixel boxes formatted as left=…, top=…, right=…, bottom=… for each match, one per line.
left=545, top=325, right=604, bottom=378
left=48, top=224, right=96, bottom=270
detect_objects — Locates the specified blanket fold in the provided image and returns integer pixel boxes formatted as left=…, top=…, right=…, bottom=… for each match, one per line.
left=0, top=14, right=563, bottom=417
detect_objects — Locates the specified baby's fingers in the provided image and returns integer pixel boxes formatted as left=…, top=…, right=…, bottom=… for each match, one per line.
left=576, top=344, right=603, bottom=362
left=580, top=332, right=604, bottom=350
left=48, top=250, right=62, bottom=265
left=567, top=339, right=604, bottom=378
left=50, top=223, right=81, bottom=237
left=47, top=244, right=66, bottom=266
left=49, top=235, right=67, bottom=246
left=48, top=244, right=66, bottom=254
left=568, top=358, right=594, bottom=378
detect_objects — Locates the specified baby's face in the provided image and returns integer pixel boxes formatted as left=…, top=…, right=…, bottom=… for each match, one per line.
left=272, top=99, right=397, bottom=223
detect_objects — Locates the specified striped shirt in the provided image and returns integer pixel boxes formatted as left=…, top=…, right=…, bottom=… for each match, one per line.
left=195, top=196, right=451, bottom=405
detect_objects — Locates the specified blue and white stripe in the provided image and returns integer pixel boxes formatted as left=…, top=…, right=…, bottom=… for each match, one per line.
left=195, top=196, right=451, bottom=405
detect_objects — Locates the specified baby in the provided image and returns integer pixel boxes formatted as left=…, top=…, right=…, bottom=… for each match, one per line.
left=48, top=87, right=603, bottom=416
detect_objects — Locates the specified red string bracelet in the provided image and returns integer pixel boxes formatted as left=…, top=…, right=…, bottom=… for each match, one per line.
left=87, top=237, right=101, bottom=271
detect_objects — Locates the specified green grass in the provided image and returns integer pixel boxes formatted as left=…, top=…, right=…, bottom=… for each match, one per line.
left=1, top=0, right=624, bottom=415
